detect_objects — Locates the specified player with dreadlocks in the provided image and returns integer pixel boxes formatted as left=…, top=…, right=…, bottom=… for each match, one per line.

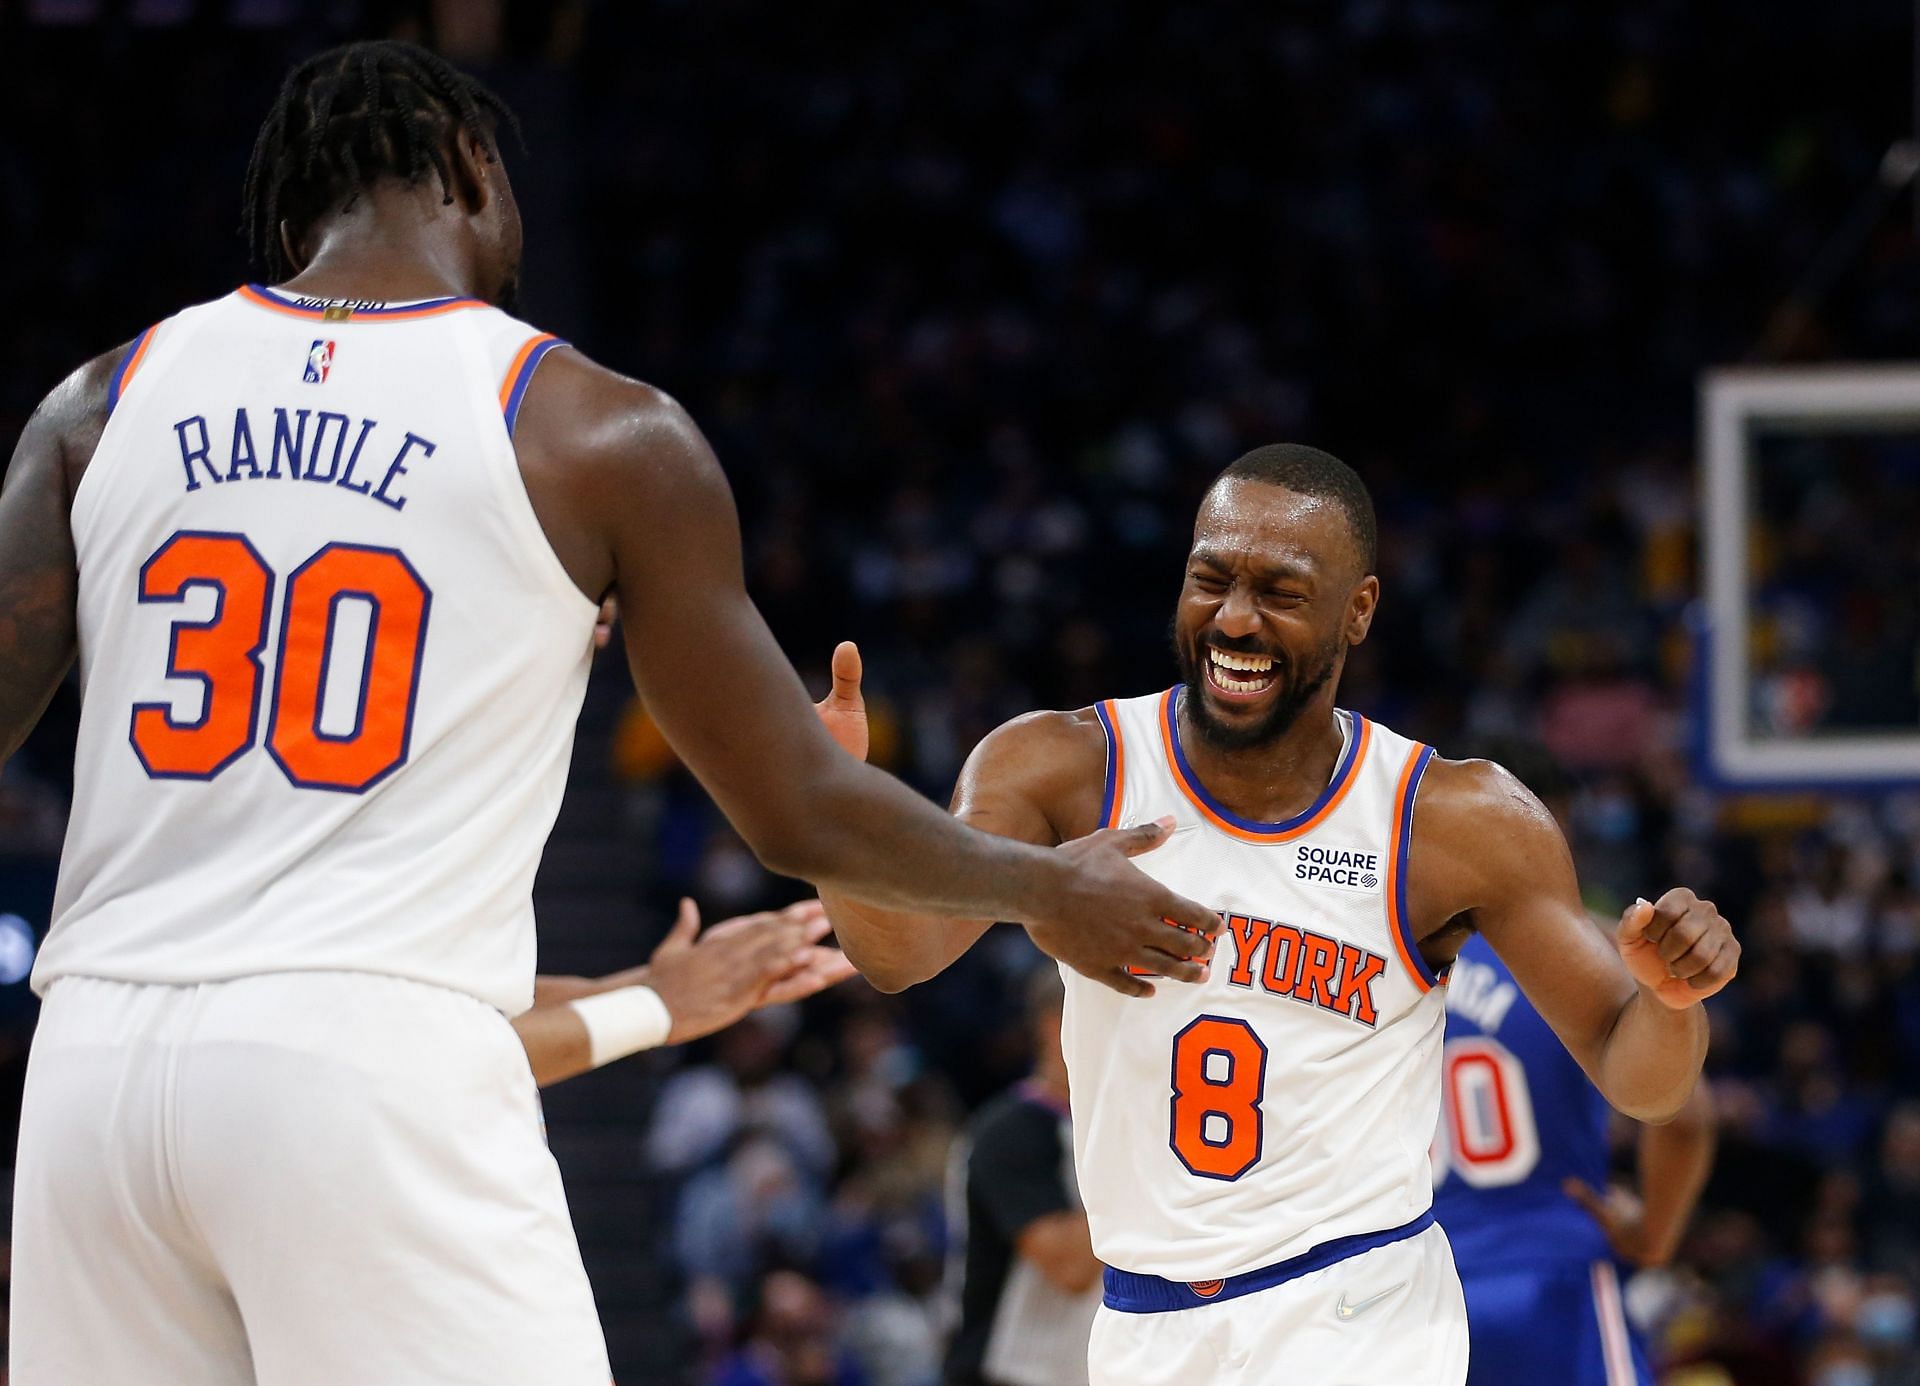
left=240, top=41, right=524, bottom=297
left=0, top=40, right=1218, bottom=1384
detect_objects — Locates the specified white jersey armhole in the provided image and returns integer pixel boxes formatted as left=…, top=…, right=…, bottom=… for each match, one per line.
left=453, top=315, right=598, bottom=619
left=70, top=309, right=207, bottom=537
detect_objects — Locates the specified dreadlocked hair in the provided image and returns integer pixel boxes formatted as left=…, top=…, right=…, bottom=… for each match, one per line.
left=242, top=40, right=522, bottom=280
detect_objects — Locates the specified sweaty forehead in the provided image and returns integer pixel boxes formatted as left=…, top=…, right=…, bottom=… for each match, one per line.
left=1191, top=479, right=1361, bottom=577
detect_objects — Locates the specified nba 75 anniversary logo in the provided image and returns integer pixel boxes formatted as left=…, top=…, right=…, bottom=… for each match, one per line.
left=304, top=339, right=335, bottom=384
left=1292, top=843, right=1381, bottom=893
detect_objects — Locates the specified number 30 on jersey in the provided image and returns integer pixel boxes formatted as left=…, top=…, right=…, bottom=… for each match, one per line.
left=129, top=530, right=430, bottom=794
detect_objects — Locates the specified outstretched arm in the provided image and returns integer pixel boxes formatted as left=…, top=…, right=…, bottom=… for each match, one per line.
left=516, top=898, right=857, bottom=1086
left=0, top=351, right=118, bottom=768
left=1412, top=760, right=1738, bottom=1123
left=513, top=356, right=1219, bottom=994
left=822, top=708, right=1127, bottom=992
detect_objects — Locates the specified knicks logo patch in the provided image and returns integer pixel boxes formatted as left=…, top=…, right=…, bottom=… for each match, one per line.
left=304, top=340, right=336, bottom=383
left=1291, top=843, right=1380, bottom=894
left=1189, top=1279, right=1225, bottom=1299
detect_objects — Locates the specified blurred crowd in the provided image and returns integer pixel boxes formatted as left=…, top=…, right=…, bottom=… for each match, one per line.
left=5, top=2, right=1920, bottom=1383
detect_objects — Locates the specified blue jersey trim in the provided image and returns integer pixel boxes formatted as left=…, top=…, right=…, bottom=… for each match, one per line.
left=1101, top=1210, right=1435, bottom=1313
left=241, top=284, right=477, bottom=316
left=106, top=325, right=159, bottom=416
left=1163, top=688, right=1365, bottom=837
left=502, top=337, right=568, bottom=437
left=1394, top=745, right=1440, bottom=988
left=1094, top=699, right=1120, bottom=828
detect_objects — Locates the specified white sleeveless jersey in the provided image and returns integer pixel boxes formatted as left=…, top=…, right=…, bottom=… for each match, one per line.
left=34, top=285, right=598, bottom=1016
left=1063, top=688, right=1447, bottom=1279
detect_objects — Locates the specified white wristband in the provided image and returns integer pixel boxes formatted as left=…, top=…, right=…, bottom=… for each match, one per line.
left=567, top=985, right=673, bottom=1068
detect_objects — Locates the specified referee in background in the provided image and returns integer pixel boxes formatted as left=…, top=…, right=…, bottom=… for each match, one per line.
left=943, top=969, right=1102, bottom=1386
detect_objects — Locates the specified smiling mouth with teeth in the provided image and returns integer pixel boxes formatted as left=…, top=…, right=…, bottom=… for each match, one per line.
left=1204, top=644, right=1280, bottom=696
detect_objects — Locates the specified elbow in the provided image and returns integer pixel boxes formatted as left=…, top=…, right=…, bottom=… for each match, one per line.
left=1612, top=1064, right=1716, bottom=1128
left=1611, top=1081, right=1694, bottom=1126
left=1624, top=1099, right=1687, bottom=1127
left=837, top=943, right=925, bottom=995
left=1671, top=1076, right=1717, bottom=1136
left=820, top=893, right=944, bottom=995
left=861, top=967, right=918, bottom=996
left=1597, top=1051, right=1695, bottom=1124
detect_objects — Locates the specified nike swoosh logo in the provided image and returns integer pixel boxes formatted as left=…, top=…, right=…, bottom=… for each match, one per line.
left=1334, top=1281, right=1408, bottom=1321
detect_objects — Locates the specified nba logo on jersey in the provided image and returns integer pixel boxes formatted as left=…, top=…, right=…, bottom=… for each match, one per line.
left=304, top=339, right=335, bottom=384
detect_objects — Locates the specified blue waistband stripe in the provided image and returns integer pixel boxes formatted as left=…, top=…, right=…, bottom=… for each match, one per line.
left=1101, top=1210, right=1436, bottom=1314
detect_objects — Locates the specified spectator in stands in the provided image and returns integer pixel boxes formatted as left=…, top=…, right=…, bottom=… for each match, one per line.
left=712, top=1269, right=867, bottom=1386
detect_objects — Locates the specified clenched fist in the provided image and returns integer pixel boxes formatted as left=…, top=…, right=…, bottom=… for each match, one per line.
left=1617, top=888, right=1739, bottom=1009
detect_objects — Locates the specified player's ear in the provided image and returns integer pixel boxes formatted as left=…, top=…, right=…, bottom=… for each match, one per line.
left=447, top=127, right=495, bottom=217
left=1346, top=574, right=1380, bottom=645
left=278, top=220, right=308, bottom=275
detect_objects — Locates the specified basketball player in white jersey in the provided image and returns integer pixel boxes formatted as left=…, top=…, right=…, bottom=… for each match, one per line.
left=0, top=42, right=1221, bottom=1385
left=821, top=444, right=1740, bottom=1385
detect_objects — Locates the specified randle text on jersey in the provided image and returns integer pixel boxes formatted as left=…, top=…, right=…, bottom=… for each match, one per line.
left=171, top=407, right=437, bottom=511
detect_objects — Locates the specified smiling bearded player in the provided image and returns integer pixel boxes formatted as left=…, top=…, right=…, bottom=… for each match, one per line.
left=817, top=444, right=1739, bottom=1386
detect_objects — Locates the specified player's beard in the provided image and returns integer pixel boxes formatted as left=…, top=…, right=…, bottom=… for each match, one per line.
left=1173, top=621, right=1344, bottom=752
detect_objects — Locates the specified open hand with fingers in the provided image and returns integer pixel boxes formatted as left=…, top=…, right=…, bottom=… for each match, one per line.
left=1617, top=889, right=1740, bottom=1009
left=650, top=897, right=858, bottom=1043
left=699, top=897, right=860, bottom=1009
left=1027, top=816, right=1222, bottom=997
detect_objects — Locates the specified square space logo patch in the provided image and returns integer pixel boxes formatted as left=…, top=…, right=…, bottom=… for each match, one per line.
left=1291, top=843, right=1382, bottom=894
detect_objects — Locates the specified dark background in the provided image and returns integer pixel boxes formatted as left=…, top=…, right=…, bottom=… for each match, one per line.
left=5, top=2, right=1920, bottom=1382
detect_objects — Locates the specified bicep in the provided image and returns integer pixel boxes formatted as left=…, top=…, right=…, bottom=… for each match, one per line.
left=949, top=714, right=1090, bottom=848
left=0, top=403, right=82, bottom=765
left=606, top=406, right=849, bottom=837
left=819, top=731, right=1061, bottom=988
left=1445, top=779, right=1636, bottom=1081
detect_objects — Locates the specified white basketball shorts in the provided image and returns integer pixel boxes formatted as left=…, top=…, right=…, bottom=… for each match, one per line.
left=1088, top=1220, right=1469, bottom=1385
left=11, top=972, right=611, bottom=1386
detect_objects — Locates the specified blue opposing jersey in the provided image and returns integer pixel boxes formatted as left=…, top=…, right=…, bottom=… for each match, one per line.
left=1432, top=933, right=1611, bottom=1270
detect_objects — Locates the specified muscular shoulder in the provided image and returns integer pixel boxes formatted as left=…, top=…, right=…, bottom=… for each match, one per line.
left=515, top=347, right=713, bottom=486
left=25, top=343, right=126, bottom=497
left=1408, top=755, right=1574, bottom=922
left=956, top=708, right=1110, bottom=846
left=1417, top=756, right=1559, bottom=839
left=507, top=345, right=729, bottom=599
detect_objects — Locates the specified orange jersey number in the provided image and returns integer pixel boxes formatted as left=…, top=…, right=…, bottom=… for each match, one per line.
left=1169, top=1015, right=1268, bottom=1181
left=130, top=533, right=274, bottom=779
left=130, top=532, right=430, bottom=793
left=269, top=545, right=430, bottom=792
